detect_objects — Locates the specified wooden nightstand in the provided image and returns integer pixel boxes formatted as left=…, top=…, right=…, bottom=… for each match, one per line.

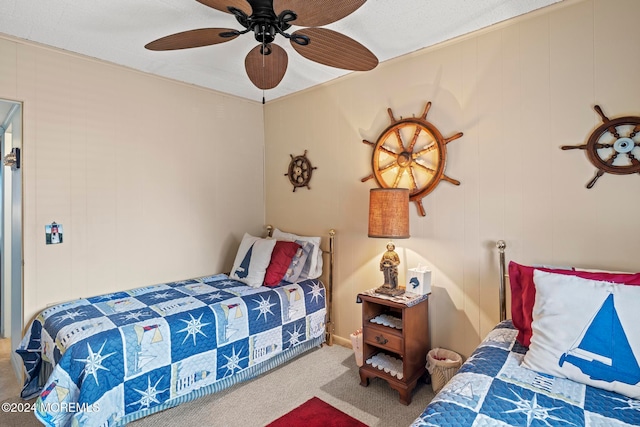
left=357, top=291, right=430, bottom=405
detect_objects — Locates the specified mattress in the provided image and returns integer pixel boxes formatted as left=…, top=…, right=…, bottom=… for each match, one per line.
left=17, top=274, right=327, bottom=426
left=411, top=320, right=640, bottom=427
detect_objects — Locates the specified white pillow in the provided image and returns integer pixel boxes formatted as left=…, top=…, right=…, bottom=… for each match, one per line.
left=522, top=270, right=640, bottom=399
left=229, top=233, right=277, bottom=288
left=272, top=228, right=323, bottom=279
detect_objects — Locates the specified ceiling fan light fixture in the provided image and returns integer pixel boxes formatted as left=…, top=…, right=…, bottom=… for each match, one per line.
left=253, top=23, right=276, bottom=44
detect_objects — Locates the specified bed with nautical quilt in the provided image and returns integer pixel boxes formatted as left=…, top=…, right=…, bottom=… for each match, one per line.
left=17, top=228, right=333, bottom=427
left=411, top=242, right=640, bottom=427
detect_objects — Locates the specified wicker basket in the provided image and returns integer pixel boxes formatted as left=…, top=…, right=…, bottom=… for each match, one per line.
left=426, top=348, right=462, bottom=394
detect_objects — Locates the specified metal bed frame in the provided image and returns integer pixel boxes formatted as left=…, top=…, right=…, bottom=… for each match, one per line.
left=266, top=225, right=335, bottom=345
left=497, top=240, right=507, bottom=322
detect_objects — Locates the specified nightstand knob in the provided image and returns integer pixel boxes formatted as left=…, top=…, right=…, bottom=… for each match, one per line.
left=375, top=335, right=388, bottom=345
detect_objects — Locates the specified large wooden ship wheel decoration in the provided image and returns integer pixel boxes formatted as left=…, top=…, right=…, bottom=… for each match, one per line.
left=285, top=150, right=316, bottom=191
left=361, top=102, right=463, bottom=216
left=562, top=105, right=640, bottom=189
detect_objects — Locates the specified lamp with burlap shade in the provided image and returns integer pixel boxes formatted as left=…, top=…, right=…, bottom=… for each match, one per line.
left=368, top=188, right=410, bottom=295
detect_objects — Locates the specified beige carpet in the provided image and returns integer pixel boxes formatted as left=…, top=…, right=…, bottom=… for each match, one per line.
left=1, top=343, right=434, bottom=427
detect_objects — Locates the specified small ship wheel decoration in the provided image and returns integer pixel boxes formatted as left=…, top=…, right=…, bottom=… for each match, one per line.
left=562, top=105, right=640, bottom=188
left=361, top=102, right=463, bottom=216
left=285, top=150, right=317, bottom=192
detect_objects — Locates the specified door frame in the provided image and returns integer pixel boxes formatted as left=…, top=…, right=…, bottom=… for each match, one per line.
left=0, top=98, right=23, bottom=379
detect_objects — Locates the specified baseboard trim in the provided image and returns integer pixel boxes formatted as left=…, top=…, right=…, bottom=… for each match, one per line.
left=332, top=335, right=352, bottom=349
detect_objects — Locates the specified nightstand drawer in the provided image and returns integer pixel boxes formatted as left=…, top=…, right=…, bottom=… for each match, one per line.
left=363, top=325, right=403, bottom=353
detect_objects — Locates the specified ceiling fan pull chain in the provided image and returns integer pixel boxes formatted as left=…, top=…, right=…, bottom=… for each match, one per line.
left=262, top=37, right=266, bottom=105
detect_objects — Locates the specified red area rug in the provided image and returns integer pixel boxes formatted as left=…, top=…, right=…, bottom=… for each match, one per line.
left=266, top=397, right=368, bottom=427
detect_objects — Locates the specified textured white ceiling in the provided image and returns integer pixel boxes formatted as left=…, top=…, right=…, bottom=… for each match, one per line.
left=0, top=0, right=563, bottom=103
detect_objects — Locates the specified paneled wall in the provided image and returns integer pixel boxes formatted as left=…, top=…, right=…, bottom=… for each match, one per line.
left=0, top=37, right=265, bottom=334
left=264, top=0, right=640, bottom=357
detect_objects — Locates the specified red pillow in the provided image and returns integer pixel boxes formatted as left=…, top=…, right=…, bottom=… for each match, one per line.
left=264, top=241, right=301, bottom=287
left=509, top=261, right=640, bottom=347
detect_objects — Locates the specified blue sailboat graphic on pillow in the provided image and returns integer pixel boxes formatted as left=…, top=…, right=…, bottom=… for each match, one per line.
left=234, top=244, right=254, bottom=278
left=559, top=293, right=640, bottom=385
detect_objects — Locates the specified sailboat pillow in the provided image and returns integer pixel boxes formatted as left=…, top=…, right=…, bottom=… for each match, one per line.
left=522, top=270, right=640, bottom=399
left=229, top=233, right=277, bottom=288
left=508, top=261, right=640, bottom=347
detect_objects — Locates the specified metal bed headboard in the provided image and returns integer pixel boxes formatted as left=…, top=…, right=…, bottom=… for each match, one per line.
left=266, top=225, right=336, bottom=345
left=497, top=240, right=507, bottom=322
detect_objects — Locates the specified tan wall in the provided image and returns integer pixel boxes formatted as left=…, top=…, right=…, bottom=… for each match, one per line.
left=264, top=0, right=640, bottom=357
left=0, top=37, right=266, bottom=328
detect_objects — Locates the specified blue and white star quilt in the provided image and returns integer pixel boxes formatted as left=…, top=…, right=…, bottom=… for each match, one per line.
left=17, top=274, right=326, bottom=426
left=411, top=321, right=640, bottom=427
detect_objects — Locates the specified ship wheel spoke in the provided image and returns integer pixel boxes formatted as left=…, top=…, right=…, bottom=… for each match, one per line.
left=606, top=126, right=621, bottom=139
left=392, top=168, right=405, bottom=188
left=377, top=145, right=398, bottom=157
left=561, top=144, right=588, bottom=150
left=406, top=125, right=423, bottom=153
left=394, top=131, right=406, bottom=152
left=444, top=132, right=464, bottom=144
left=593, top=151, right=620, bottom=171
left=587, top=170, right=605, bottom=189
left=595, top=105, right=622, bottom=137
left=413, top=143, right=438, bottom=158
left=407, top=167, right=419, bottom=192
left=595, top=105, right=610, bottom=122
left=386, top=109, right=407, bottom=152
left=595, top=143, right=613, bottom=149
left=606, top=152, right=619, bottom=163
left=420, top=102, right=432, bottom=120
left=413, top=162, right=436, bottom=175
left=378, top=161, right=398, bottom=175
left=631, top=125, right=640, bottom=137
left=441, top=174, right=461, bottom=186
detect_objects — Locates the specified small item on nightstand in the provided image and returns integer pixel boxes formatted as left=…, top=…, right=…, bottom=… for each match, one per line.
left=377, top=242, right=404, bottom=296
left=407, top=265, right=432, bottom=295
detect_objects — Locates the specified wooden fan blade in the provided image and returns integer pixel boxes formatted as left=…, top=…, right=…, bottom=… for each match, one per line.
left=196, top=0, right=251, bottom=15
left=145, top=28, right=239, bottom=51
left=274, top=0, right=366, bottom=27
left=245, top=44, right=288, bottom=89
left=291, top=28, right=377, bottom=71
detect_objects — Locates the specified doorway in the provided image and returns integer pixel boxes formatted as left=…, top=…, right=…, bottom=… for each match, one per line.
left=0, top=98, right=23, bottom=375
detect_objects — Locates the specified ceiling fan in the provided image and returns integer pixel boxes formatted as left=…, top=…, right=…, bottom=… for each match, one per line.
left=145, top=0, right=378, bottom=100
